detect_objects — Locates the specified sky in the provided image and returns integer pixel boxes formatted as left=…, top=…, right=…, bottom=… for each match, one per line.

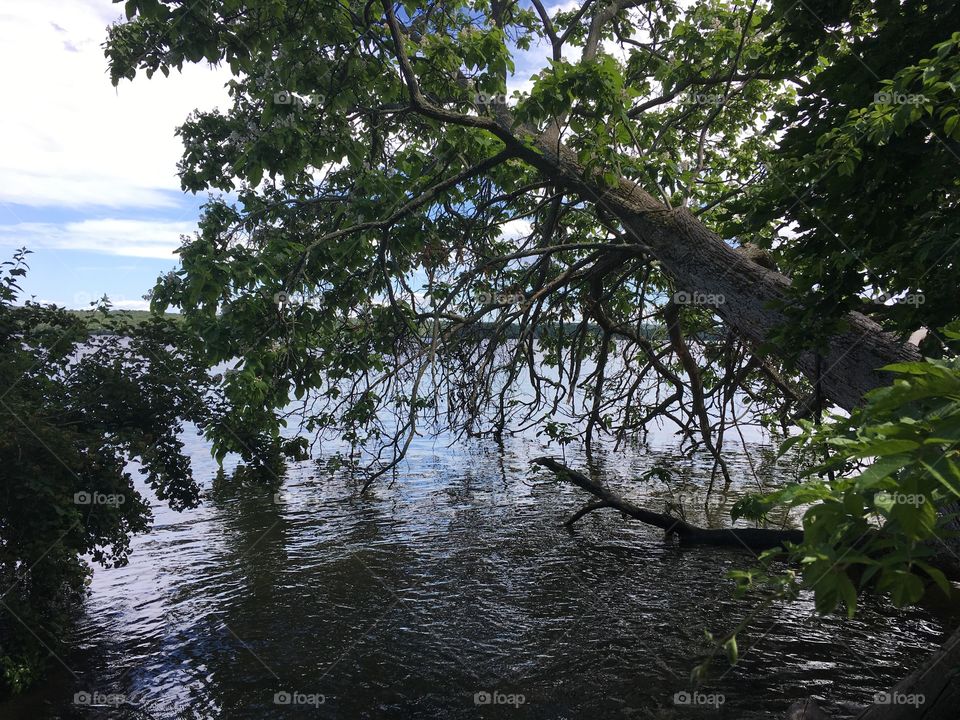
left=0, top=0, right=233, bottom=309
left=0, top=0, right=573, bottom=310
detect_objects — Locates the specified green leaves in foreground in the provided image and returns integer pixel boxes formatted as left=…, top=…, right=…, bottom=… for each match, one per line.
left=0, top=250, right=220, bottom=696
left=732, top=337, right=960, bottom=617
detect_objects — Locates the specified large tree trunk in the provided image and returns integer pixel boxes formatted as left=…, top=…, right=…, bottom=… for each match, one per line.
left=488, top=112, right=955, bottom=720
left=397, top=50, right=921, bottom=411
left=500, top=115, right=960, bottom=571
left=506, top=122, right=960, bottom=563
left=504, top=121, right=922, bottom=413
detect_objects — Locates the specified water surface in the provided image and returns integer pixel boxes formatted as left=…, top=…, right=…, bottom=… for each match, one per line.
left=2, top=431, right=952, bottom=719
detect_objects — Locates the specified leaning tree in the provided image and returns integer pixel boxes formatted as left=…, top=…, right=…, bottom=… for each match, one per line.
left=103, top=0, right=960, bottom=716
left=103, top=0, right=957, bottom=464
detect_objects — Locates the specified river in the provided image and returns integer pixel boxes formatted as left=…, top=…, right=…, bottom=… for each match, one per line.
left=1, top=424, right=954, bottom=719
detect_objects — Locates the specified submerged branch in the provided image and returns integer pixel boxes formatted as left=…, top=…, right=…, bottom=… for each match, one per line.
left=532, top=457, right=803, bottom=551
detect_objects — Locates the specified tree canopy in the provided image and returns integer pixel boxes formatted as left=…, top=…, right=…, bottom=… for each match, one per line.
left=100, top=0, right=960, bottom=615
left=2, top=0, right=957, bottom=702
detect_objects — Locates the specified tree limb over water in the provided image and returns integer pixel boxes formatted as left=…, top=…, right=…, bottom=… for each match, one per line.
left=532, top=457, right=803, bottom=551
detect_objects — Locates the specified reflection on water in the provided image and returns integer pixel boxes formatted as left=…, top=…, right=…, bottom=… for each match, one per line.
left=1, top=431, right=953, bottom=719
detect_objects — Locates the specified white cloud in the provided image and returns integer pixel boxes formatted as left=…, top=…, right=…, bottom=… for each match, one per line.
left=0, top=218, right=193, bottom=258
left=547, top=0, right=583, bottom=13
left=67, top=294, right=152, bottom=310
left=0, top=0, right=231, bottom=208
left=500, top=218, right=533, bottom=240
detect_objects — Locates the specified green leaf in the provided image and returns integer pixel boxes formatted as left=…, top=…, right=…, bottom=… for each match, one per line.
left=724, top=636, right=739, bottom=665
left=922, top=461, right=960, bottom=498
left=880, top=570, right=926, bottom=607
left=836, top=573, right=858, bottom=618
left=853, top=454, right=911, bottom=489
left=915, top=561, right=952, bottom=597
left=843, top=438, right=919, bottom=457
left=946, top=114, right=959, bottom=136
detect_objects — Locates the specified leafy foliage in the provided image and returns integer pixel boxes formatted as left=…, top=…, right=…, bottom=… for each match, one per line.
left=101, top=0, right=958, bottom=639
left=103, top=0, right=817, bottom=478
left=725, top=2, right=960, bottom=348
left=733, top=334, right=960, bottom=616
left=0, top=250, right=218, bottom=695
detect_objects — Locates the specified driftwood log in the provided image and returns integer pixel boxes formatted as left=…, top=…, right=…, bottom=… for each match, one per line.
left=532, top=456, right=802, bottom=551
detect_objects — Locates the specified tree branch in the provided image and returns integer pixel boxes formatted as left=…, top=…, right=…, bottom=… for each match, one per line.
left=533, top=457, right=803, bottom=550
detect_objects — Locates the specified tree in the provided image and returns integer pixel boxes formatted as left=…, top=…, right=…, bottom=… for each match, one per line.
left=102, top=0, right=960, bottom=584
left=0, top=250, right=219, bottom=694
left=103, top=0, right=950, bottom=469
left=101, top=0, right=959, bottom=714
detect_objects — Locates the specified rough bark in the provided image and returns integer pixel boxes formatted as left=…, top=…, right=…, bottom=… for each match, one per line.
left=470, top=84, right=953, bottom=720
left=533, top=457, right=803, bottom=550
left=499, top=119, right=923, bottom=413
left=387, top=17, right=922, bottom=413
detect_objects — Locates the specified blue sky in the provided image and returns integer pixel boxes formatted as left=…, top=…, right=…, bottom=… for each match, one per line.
left=0, top=0, right=234, bottom=309
left=2, top=197, right=208, bottom=308
left=0, top=0, right=571, bottom=309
